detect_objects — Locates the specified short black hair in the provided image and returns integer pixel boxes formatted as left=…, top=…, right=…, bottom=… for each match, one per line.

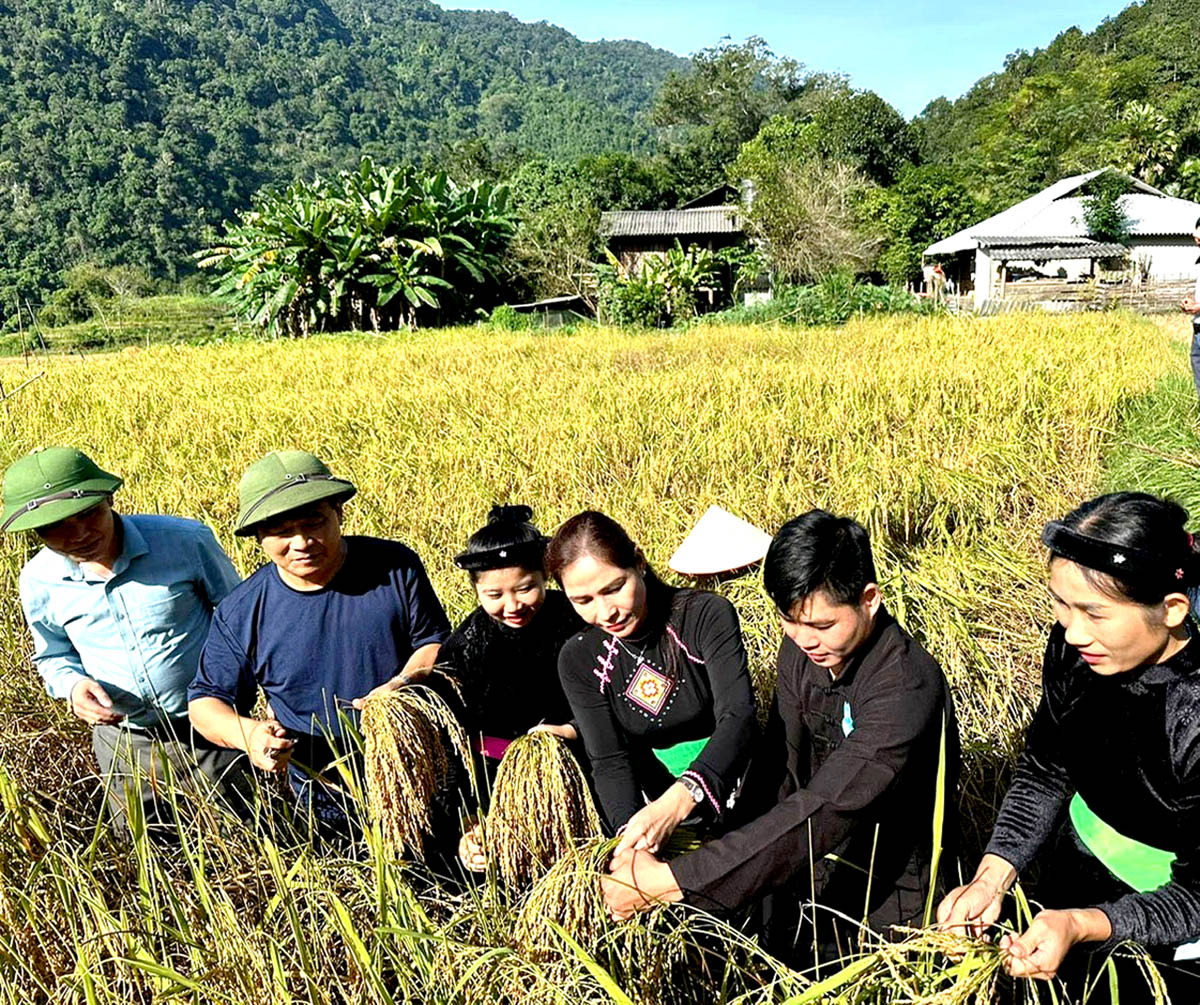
left=1194, top=215, right=1200, bottom=230
left=763, top=510, right=877, bottom=612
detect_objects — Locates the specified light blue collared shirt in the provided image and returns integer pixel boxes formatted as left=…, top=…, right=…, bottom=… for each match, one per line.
left=18, top=514, right=240, bottom=729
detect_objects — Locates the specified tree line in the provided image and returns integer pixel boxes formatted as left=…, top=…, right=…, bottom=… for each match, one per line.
left=0, top=0, right=680, bottom=322
left=11, top=0, right=1200, bottom=328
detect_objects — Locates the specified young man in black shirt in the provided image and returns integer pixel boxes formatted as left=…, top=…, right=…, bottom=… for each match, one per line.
left=601, top=509, right=960, bottom=966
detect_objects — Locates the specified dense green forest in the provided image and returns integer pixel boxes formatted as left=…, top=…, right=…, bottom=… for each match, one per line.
left=0, top=0, right=681, bottom=314
left=916, top=0, right=1200, bottom=209
left=9, top=0, right=1200, bottom=328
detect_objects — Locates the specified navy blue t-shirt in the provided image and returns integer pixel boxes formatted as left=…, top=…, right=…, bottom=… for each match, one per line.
left=189, top=536, right=451, bottom=740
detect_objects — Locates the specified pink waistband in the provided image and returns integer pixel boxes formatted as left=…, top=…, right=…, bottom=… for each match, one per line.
left=475, top=736, right=512, bottom=761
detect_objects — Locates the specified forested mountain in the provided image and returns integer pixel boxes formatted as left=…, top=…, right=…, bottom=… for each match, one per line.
left=915, top=0, right=1200, bottom=213
left=0, top=0, right=682, bottom=310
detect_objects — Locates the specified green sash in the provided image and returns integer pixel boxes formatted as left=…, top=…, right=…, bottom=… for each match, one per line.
left=1070, top=791, right=1200, bottom=961
left=653, top=737, right=709, bottom=776
left=1068, top=792, right=1174, bottom=892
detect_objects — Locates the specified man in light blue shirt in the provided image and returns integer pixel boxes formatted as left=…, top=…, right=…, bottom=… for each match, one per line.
left=3, top=446, right=246, bottom=832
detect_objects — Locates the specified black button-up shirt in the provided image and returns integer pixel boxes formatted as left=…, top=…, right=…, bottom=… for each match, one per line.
left=670, top=608, right=960, bottom=930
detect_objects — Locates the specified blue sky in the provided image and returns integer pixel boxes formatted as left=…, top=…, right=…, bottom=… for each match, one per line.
left=435, top=0, right=1126, bottom=118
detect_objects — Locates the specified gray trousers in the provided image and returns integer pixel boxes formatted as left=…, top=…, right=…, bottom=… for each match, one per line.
left=91, top=719, right=249, bottom=834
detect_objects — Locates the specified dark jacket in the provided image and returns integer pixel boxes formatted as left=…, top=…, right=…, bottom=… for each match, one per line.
left=987, top=622, right=1200, bottom=950
left=670, top=608, right=960, bottom=941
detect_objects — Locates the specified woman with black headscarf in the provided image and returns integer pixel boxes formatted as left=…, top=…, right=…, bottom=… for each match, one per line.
left=938, top=492, right=1200, bottom=1001
left=442, top=505, right=583, bottom=870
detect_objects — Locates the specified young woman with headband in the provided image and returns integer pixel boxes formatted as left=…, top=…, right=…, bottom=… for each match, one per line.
left=547, top=510, right=757, bottom=857
left=938, top=492, right=1200, bottom=1000
left=443, top=505, right=583, bottom=871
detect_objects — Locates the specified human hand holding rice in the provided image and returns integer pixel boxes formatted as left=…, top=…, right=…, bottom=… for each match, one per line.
left=351, top=666, right=432, bottom=710
left=614, top=782, right=694, bottom=856
left=602, top=846, right=682, bottom=920
left=458, top=820, right=486, bottom=872
left=998, top=908, right=1112, bottom=981
left=936, top=853, right=1016, bottom=938
left=245, top=719, right=295, bottom=773
left=526, top=722, right=577, bottom=741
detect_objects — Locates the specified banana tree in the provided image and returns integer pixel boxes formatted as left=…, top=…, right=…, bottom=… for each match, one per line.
left=199, top=157, right=516, bottom=335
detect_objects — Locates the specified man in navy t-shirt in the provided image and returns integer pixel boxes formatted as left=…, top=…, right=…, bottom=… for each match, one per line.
left=188, top=450, right=451, bottom=836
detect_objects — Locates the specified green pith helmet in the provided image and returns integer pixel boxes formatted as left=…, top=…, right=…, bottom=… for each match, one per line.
left=234, top=450, right=356, bottom=536
left=1, top=447, right=123, bottom=533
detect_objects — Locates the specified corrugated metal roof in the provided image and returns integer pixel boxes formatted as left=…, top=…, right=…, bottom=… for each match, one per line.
left=600, top=207, right=742, bottom=238
left=510, top=295, right=587, bottom=309
left=976, top=235, right=1090, bottom=247
left=924, top=170, right=1193, bottom=257
left=984, top=242, right=1129, bottom=260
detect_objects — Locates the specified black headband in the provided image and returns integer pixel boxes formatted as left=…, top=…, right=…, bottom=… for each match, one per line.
left=453, top=537, right=548, bottom=573
left=1041, top=520, right=1188, bottom=589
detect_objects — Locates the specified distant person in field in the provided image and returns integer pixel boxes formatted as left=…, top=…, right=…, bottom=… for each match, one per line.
left=443, top=505, right=585, bottom=872
left=939, top=493, right=1200, bottom=1002
left=547, top=511, right=757, bottom=858
left=602, top=510, right=960, bottom=970
left=930, top=262, right=948, bottom=302
left=3, top=447, right=245, bottom=833
left=187, top=450, right=452, bottom=841
left=1178, top=216, right=1200, bottom=398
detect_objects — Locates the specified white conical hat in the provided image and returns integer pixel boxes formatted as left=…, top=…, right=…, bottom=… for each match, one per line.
left=668, top=505, right=773, bottom=577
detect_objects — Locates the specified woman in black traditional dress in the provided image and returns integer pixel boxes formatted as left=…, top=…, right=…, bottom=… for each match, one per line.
left=547, top=510, right=757, bottom=859
left=444, top=505, right=583, bottom=871
left=938, top=492, right=1200, bottom=1001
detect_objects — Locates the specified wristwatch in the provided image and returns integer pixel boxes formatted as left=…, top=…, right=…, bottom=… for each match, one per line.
left=679, top=774, right=704, bottom=804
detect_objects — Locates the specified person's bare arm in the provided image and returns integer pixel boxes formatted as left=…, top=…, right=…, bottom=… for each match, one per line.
left=351, top=643, right=441, bottom=708
left=188, top=695, right=294, bottom=772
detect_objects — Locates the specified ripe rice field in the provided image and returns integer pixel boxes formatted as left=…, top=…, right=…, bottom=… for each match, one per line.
left=0, top=313, right=1188, bottom=1002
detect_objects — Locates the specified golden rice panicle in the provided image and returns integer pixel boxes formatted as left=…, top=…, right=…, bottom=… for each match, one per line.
left=487, top=730, right=602, bottom=888
left=515, top=836, right=617, bottom=958
left=514, top=837, right=703, bottom=1003
left=361, top=683, right=471, bottom=860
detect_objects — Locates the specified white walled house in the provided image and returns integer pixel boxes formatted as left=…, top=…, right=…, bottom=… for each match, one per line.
left=924, top=169, right=1200, bottom=309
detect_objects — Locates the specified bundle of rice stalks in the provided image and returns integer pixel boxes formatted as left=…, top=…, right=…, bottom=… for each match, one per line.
left=487, top=731, right=602, bottom=888
left=513, top=828, right=701, bottom=948
left=516, top=836, right=618, bottom=957
left=361, top=683, right=472, bottom=860
left=514, top=835, right=761, bottom=1005
left=788, top=927, right=1005, bottom=1004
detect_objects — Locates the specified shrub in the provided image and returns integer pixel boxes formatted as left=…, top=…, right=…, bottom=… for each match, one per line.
left=597, top=242, right=721, bottom=328
left=38, top=262, right=157, bottom=327
left=701, top=273, right=938, bottom=327
left=200, top=158, right=516, bottom=336
left=486, top=304, right=538, bottom=331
